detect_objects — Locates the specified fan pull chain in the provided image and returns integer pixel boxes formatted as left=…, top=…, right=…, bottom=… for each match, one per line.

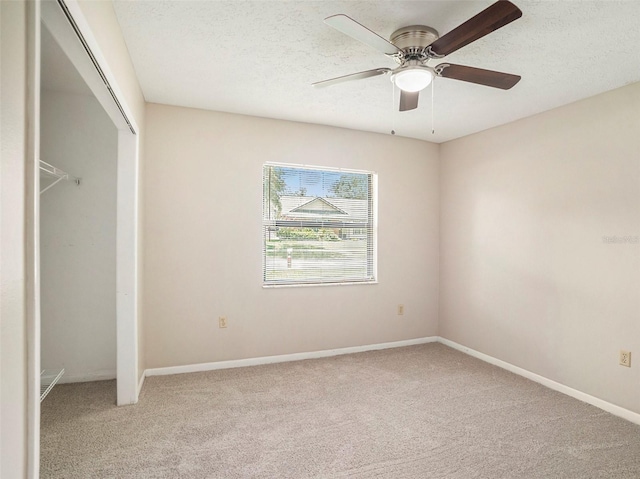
left=391, top=83, right=396, bottom=135
left=431, top=79, right=435, bottom=135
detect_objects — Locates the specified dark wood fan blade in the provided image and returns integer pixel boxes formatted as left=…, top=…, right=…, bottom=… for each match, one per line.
left=312, top=68, right=391, bottom=88
left=399, top=90, right=419, bottom=111
left=325, top=15, right=402, bottom=56
left=429, top=1, right=522, bottom=57
left=437, top=63, right=521, bottom=89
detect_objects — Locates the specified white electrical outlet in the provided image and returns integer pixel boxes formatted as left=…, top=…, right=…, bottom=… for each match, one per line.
left=620, top=350, right=631, bottom=367
left=219, top=317, right=227, bottom=328
left=397, top=304, right=404, bottom=316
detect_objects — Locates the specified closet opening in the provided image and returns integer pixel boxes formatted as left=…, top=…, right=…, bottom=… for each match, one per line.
left=28, top=1, right=141, bottom=477
left=40, top=22, right=119, bottom=394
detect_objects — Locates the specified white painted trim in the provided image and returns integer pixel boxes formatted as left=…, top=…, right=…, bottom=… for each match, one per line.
left=145, top=337, right=438, bottom=377
left=263, top=281, right=378, bottom=289
left=115, top=129, right=139, bottom=405
left=438, top=337, right=640, bottom=427
left=26, top=3, right=42, bottom=478
left=265, top=161, right=376, bottom=175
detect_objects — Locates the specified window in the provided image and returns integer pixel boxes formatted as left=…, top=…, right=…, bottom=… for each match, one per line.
left=263, top=164, right=376, bottom=286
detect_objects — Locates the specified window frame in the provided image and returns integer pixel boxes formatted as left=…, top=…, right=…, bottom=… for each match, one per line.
left=262, top=162, right=378, bottom=288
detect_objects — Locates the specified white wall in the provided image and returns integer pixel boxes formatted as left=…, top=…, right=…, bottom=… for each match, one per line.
left=1, top=1, right=29, bottom=476
left=440, top=82, right=640, bottom=414
left=40, top=90, right=118, bottom=383
left=143, top=104, right=440, bottom=369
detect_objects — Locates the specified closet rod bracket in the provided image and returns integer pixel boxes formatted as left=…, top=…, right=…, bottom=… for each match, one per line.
left=39, top=160, right=81, bottom=194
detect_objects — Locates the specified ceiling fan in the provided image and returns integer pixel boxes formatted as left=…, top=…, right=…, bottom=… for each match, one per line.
left=313, top=0, right=522, bottom=111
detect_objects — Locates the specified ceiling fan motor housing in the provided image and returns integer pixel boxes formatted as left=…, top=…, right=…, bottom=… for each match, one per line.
left=390, top=25, right=439, bottom=62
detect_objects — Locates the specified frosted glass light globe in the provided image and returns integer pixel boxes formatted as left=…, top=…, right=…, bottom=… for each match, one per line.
left=393, top=68, right=433, bottom=92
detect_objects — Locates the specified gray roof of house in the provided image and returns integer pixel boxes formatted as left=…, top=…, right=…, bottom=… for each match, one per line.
left=279, top=196, right=368, bottom=222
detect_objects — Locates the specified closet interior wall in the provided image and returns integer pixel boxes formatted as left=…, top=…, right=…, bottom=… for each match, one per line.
left=40, top=25, right=118, bottom=384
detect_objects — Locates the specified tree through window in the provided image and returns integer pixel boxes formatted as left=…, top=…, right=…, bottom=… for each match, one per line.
left=263, top=164, right=376, bottom=286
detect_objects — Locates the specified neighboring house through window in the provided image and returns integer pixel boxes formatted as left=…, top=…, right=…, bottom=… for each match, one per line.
left=263, top=164, right=377, bottom=286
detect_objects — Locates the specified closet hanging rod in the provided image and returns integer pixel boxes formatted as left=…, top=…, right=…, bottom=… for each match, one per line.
left=39, top=160, right=81, bottom=194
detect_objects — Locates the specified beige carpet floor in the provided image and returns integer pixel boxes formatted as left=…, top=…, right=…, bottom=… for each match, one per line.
left=41, top=343, right=640, bottom=478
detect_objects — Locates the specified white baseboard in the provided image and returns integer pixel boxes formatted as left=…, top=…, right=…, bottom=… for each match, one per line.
left=438, top=337, right=640, bottom=427
left=144, top=336, right=439, bottom=377
left=140, top=335, right=640, bottom=427
left=58, top=370, right=116, bottom=384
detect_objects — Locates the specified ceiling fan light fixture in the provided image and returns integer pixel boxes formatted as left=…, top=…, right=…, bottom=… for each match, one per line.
left=392, top=68, right=433, bottom=92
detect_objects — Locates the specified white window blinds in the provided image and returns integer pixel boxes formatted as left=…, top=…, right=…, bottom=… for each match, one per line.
left=263, top=164, right=376, bottom=286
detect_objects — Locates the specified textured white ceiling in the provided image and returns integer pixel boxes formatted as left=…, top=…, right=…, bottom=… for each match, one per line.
left=112, top=1, right=640, bottom=143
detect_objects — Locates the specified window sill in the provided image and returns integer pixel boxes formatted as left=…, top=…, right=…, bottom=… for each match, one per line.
left=263, top=280, right=378, bottom=289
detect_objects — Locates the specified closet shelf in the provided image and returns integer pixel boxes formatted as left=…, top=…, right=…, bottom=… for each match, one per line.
left=40, top=368, right=65, bottom=402
left=39, top=160, right=80, bottom=194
